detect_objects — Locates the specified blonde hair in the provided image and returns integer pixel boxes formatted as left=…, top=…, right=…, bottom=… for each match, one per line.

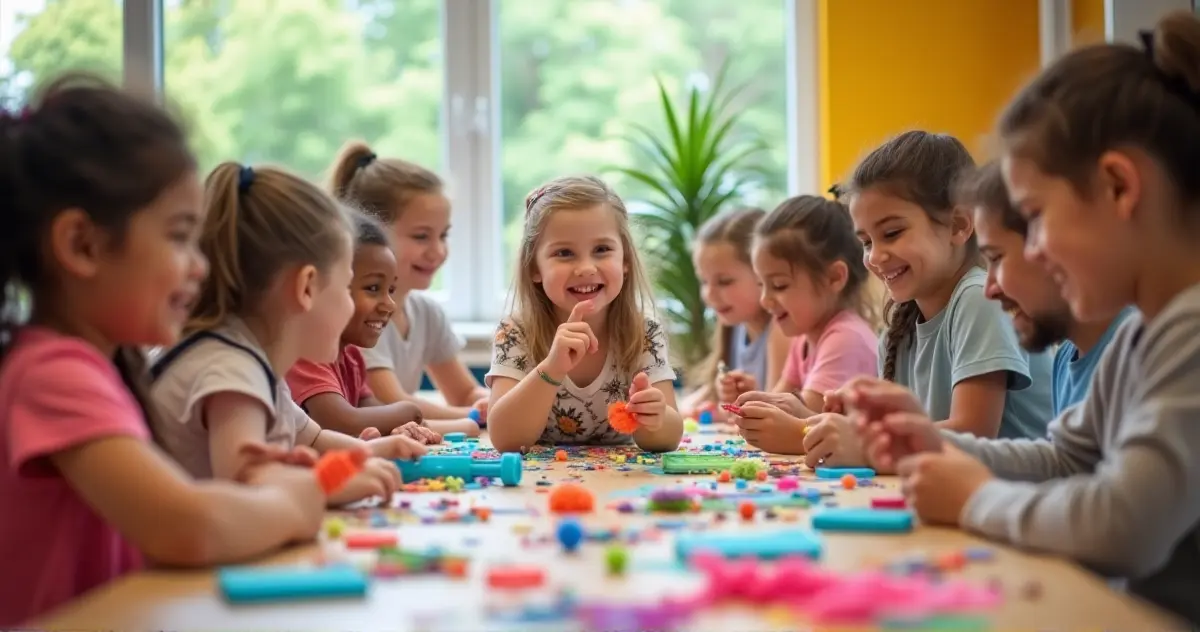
left=511, top=175, right=655, bottom=374
left=189, top=162, right=353, bottom=332
left=329, top=140, right=443, bottom=224
left=689, top=206, right=766, bottom=398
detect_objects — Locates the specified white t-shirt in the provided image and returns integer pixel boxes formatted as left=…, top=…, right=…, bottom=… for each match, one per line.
left=360, top=292, right=463, bottom=393
left=485, top=316, right=676, bottom=445
left=149, top=317, right=310, bottom=478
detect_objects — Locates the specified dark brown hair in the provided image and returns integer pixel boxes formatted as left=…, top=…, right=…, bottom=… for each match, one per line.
left=956, top=161, right=1027, bottom=236
left=999, top=11, right=1200, bottom=215
left=841, top=130, right=976, bottom=381
left=189, top=163, right=353, bottom=332
left=689, top=206, right=766, bottom=397
left=756, top=195, right=877, bottom=326
left=0, top=72, right=196, bottom=430
left=329, top=140, right=443, bottom=224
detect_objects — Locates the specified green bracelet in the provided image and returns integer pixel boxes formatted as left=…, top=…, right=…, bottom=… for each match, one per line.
left=538, top=370, right=562, bottom=387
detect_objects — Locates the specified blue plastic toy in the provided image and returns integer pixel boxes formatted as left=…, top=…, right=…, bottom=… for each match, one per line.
left=393, top=452, right=523, bottom=486
left=218, top=565, right=368, bottom=603
left=698, top=409, right=714, bottom=425
left=467, top=408, right=484, bottom=427
left=811, top=507, right=913, bottom=533
left=556, top=517, right=585, bottom=552
left=674, top=529, right=823, bottom=561
left=815, top=466, right=876, bottom=479
left=442, top=432, right=466, bottom=443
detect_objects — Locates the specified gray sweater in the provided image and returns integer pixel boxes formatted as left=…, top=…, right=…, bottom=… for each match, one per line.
left=946, top=286, right=1200, bottom=625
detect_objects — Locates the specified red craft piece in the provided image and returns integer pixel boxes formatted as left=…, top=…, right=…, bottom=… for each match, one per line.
left=487, top=565, right=545, bottom=589
left=608, top=401, right=639, bottom=434
left=314, top=449, right=368, bottom=495
left=548, top=482, right=596, bottom=513
left=344, top=531, right=399, bottom=549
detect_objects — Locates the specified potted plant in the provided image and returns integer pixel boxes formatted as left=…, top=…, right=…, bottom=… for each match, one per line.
left=609, top=63, right=768, bottom=375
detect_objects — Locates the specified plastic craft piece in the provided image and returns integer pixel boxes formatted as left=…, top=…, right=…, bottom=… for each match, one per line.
left=556, top=517, right=585, bottom=552
left=467, top=408, right=484, bottom=427
left=607, top=401, right=639, bottom=434
left=872, top=496, right=907, bottom=509
left=661, top=451, right=736, bottom=475
left=674, top=528, right=823, bottom=561
left=394, top=452, right=522, bottom=487
left=720, top=403, right=742, bottom=416
left=442, top=432, right=466, bottom=443
left=486, top=565, right=545, bottom=589
left=730, top=458, right=764, bottom=480
left=812, top=508, right=914, bottom=533
left=344, top=531, right=399, bottom=549
left=548, top=482, right=595, bottom=513
left=314, top=450, right=368, bottom=495
left=218, top=565, right=368, bottom=603
left=816, top=466, right=876, bottom=480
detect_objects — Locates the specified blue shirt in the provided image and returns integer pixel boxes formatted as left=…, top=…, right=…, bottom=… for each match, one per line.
left=1051, top=307, right=1136, bottom=416
left=881, top=267, right=1054, bottom=440
left=727, top=323, right=768, bottom=391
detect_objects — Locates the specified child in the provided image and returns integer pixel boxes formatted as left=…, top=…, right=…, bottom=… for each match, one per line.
left=851, top=12, right=1200, bottom=623
left=150, top=161, right=427, bottom=506
left=330, top=142, right=487, bottom=423
left=958, top=160, right=1134, bottom=415
left=285, top=212, right=476, bottom=440
left=846, top=130, right=1052, bottom=440
left=683, top=207, right=790, bottom=413
left=0, top=75, right=327, bottom=626
left=486, top=176, right=682, bottom=453
left=730, top=195, right=879, bottom=456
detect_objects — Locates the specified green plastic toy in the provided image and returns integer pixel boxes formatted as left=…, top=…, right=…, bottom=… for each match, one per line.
left=660, top=451, right=736, bottom=475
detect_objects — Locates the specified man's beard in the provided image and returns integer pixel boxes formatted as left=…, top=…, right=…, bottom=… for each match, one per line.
left=1017, top=307, right=1071, bottom=353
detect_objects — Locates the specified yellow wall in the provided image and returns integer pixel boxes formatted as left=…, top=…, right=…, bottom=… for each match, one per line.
left=817, top=0, right=1042, bottom=191
left=1071, top=0, right=1107, bottom=45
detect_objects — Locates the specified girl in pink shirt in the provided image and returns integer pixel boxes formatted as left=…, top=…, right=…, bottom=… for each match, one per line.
left=0, top=75, right=333, bottom=627
left=731, top=195, right=879, bottom=456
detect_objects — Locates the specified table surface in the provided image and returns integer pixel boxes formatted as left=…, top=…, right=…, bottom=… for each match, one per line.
left=33, top=431, right=1186, bottom=631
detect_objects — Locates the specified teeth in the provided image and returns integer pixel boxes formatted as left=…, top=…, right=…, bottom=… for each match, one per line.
left=883, top=268, right=907, bottom=281
left=572, top=285, right=599, bottom=293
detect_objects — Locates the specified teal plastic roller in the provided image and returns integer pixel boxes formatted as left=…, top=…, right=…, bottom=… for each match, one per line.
left=394, top=452, right=523, bottom=487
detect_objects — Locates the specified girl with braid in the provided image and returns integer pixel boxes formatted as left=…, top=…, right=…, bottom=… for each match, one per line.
left=845, top=131, right=1052, bottom=440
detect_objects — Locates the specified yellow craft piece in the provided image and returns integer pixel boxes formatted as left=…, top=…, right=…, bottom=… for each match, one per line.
left=324, top=517, right=346, bottom=539
left=426, top=479, right=447, bottom=492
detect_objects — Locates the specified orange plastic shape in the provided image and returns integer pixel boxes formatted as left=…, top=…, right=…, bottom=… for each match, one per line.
left=314, top=449, right=368, bottom=495
left=548, top=482, right=596, bottom=513
left=487, top=565, right=545, bottom=589
left=607, top=401, right=639, bottom=434
left=344, top=531, right=398, bottom=549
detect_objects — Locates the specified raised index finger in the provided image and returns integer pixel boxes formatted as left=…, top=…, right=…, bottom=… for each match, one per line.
left=567, top=299, right=595, bottom=323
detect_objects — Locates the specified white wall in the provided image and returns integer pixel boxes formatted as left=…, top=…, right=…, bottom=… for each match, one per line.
left=1106, top=0, right=1193, bottom=44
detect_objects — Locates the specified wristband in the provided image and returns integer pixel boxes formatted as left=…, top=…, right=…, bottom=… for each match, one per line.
left=538, top=370, right=562, bottom=387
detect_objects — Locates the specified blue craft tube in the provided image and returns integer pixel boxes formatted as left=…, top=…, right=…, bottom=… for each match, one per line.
left=395, top=452, right=523, bottom=486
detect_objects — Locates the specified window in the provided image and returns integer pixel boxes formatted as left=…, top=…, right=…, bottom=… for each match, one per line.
left=0, top=0, right=124, bottom=107
left=492, top=0, right=790, bottom=314
left=161, top=0, right=446, bottom=292
left=14, top=0, right=809, bottom=331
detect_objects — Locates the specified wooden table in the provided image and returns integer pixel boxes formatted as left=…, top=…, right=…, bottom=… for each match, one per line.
left=33, top=432, right=1185, bottom=631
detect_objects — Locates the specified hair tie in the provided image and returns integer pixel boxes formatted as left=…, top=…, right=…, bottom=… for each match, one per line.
left=357, top=153, right=377, bottom=169
left=827, top=183, right=843, bottom=198
left=525, top=186, right=549, bottom=215
left=237, top=165, right=255, bottom=193
left=1138, top=29, right=1200, bottom=108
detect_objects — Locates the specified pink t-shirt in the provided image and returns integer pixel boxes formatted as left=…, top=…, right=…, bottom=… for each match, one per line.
left=286, top=345, right=374, bottom=408
left=0, top=327, right=148, bottom=626
left=783, top=310, right=879, bottom=395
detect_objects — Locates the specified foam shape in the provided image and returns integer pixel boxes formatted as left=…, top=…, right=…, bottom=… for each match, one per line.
left=674, top=528, right=823, bottom=561
left=661, top=451, right=735, bottom=474
left=313, top=450, right=367, bottom=495
left=812, top=508, right=914, bottom=533
left=394, top=452, right=522, bottom=486
left=608, top=401, right=639, bottom=434
left=218, top=565, right=368, bottom=603
left=344, top=531, right=399, bottom=549
left=815, top=466, right=876, bottom=479
left=442, top=432, right=467, bottom=443
left=486, top=565, right=545, bottom=589
left=872, top=496, right=907, bottom=509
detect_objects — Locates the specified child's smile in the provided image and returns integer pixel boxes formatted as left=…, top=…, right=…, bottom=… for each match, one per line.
left=343, top=243, right=399, bottom=348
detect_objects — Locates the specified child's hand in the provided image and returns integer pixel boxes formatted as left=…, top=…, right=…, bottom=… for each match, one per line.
left=801, top=413, right=864, bottom=468
left=734, top=391, right=814, bottom=420
left=359, top=427, right=382, bottom=440
left=626, top=372, right=665, bottom=431
left=862, top=411, right=945, bottom=473
left=366, top=433, right=429, bottom=461
left=238, top=460, right=326, bottom=538
left=235, top=442, right=320, bottom=478
left=823, top=388, right=849, bottom=414
left=471, top=397, right=489, bottom=423
left=540, top=300, right=598, bottom=380
left=716, top=370, right=756, bottom=403
left=732, top=402, right=805, bottom=454
left=391, top=422, right=442, bottom=444
left=327, top=457, right=402, bottom=506
left=897, top=444, right=993, bottom=525
left=844, top=377, right=926, bottom=422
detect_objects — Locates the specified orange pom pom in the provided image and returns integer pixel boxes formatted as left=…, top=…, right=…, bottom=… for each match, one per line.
left=314, top=450, right=368, bottom=495
left=548, top=482, right=596, bottom=513
left=608, top=401, right=639, bottom=434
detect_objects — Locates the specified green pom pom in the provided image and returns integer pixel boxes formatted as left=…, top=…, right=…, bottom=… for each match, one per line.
left=605, top=544, right=629, bottom=575
left=730, top=458, right=764, bottom=480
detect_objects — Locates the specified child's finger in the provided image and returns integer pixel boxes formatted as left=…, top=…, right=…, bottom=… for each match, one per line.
left=567, top=299, right=595, bottom=323
left=735, top=401, right=775, bottom=419
left=284, top=445, right=320, bottom=467
left=359, top=427, right=383, bottom=441
left=801, top=420, right=831, bottom=453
